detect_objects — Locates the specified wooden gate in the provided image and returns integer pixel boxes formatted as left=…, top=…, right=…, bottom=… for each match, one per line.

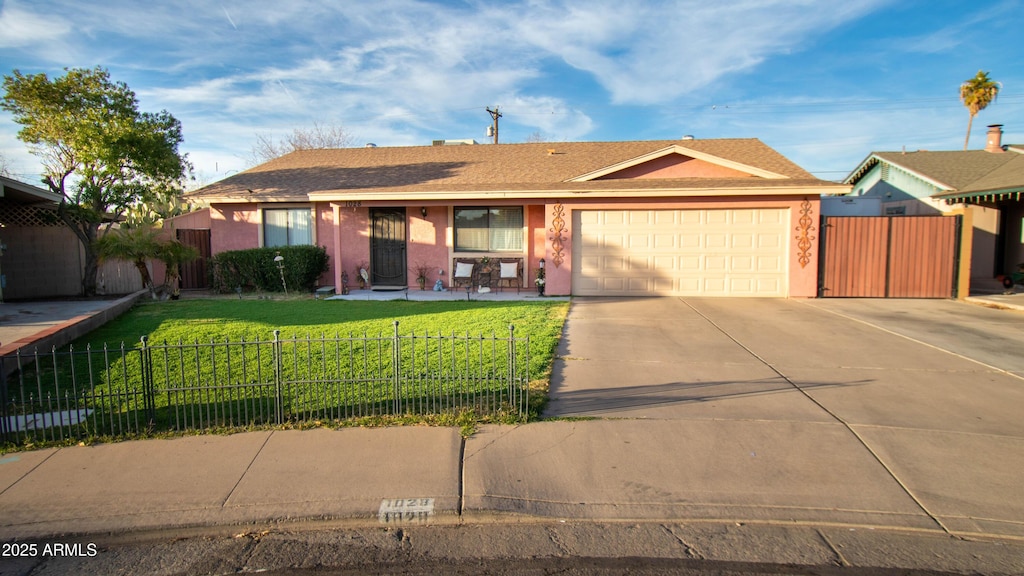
left=820, top=216, right=960, bottom=298
left=176, top=229, right=211, bottom=289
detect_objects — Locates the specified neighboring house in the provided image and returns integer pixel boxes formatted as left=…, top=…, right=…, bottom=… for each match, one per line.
left=0, top=175, right=142, bottom=301
left=843, top=124, right=1024, bottom=289
left=186, top=138, right=846, bottom=297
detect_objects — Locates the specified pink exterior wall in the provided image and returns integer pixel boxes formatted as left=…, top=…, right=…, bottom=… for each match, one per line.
left=333, top=206, right=371, bottom=290
left=314, top=203, right=335, bottom=286
left=211, top=204, right=259, bottom=254
left=527, top=204, right=546, bottom=289
left=165, top=208, right=211, bottom=230
left=407, top=208, right=448, bottom=289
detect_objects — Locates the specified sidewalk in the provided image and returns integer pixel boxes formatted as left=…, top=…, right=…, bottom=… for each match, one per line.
left=2, top=424, right=1023, bottom=574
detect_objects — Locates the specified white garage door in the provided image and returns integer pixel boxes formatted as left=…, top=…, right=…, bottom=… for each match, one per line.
left=572, top=209, right=790, bottom=297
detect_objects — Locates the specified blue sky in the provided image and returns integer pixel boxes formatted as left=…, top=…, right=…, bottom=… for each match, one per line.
left=1, top=0, right=1022, bottom=187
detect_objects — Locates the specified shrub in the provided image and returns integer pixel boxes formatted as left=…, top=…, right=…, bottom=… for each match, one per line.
left=210, top=245, right=329, bottom=293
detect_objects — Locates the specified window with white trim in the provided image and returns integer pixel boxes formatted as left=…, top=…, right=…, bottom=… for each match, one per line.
left=264, top=208, right=312, bottom=247
left=454, top=207, right=523, bottom=252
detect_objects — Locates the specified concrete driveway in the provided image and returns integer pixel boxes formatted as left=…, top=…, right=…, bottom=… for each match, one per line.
left=545, top=297, right=1024, bottom=425
left=462, top=297, right=1024, bottom=536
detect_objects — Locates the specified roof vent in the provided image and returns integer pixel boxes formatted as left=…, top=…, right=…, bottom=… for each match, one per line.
left=365, top=143, right=377, bottom=148
left=681, top=135, right=695, bottom=140
left=433, top=139, right=478, bottom=146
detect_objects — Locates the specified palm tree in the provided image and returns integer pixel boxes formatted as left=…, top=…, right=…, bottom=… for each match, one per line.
left=94, top=226, right=163, bottom=297
left=158, top=238, right=199, bottom=298
left=960, top=70, right=1000, bottom=150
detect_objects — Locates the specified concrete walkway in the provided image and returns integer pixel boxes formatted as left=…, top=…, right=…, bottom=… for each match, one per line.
left=0, top=294, right=1022, bottom=573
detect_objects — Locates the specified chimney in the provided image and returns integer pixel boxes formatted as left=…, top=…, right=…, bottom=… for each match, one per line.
left=985, top=124, right=1004, bottom=153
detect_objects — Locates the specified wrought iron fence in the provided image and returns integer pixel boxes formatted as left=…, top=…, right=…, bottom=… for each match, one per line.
left=1, top=322, right=529, bottom=446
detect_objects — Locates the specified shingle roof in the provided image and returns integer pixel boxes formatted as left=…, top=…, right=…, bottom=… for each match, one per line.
left=188, top=138, right=840, bottom=202
left=848, top=150, right=1024, bottom=197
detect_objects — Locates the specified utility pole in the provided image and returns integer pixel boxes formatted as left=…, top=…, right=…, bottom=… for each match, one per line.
left=486, top=106, right=502, bottom=144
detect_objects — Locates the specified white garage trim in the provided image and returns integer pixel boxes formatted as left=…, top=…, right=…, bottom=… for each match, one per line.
left=572, top=208, right=790, bottom=297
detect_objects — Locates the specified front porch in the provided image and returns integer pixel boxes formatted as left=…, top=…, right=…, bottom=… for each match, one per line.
left=325, top=286, right=566, bottom=302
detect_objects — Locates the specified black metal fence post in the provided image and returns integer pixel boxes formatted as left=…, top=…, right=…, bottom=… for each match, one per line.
left=392, top=321, right=401, bottom=414
left=273, top=330, right=283, bottom=424
left=140, top=336, right=156, bottom=428
left=507, top=324, right=516, bottom=409
left=0, top=354, right=9, bottom=444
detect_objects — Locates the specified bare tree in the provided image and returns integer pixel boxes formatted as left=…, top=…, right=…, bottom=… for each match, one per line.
left=247, top=121, right=355, bottom=165
left=524, top=131, right=547, bottom=143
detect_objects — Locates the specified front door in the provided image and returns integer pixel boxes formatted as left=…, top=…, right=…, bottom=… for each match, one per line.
left=370, top=208, right=407, bottom=287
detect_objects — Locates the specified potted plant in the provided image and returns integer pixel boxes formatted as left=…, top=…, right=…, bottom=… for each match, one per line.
left=412, top=261, right=431, bottom=290
left=354, top=260, right=369, bottom=289
left=535, top=266, right=545, bottom=296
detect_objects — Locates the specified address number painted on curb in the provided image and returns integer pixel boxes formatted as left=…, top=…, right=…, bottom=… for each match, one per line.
left=378, top=498, right=434, bottom=524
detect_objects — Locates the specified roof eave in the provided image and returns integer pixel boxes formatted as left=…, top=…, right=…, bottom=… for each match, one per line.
left=310, top=184, right=848, bottom=202
left=844, top=153, right=954, bottom=191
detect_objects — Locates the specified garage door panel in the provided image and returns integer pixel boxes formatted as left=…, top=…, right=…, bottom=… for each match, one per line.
left=629, top=211, right=653, bottom=225
left=759, top=210, right=785, bottom=225
left=572, top=208, right=789, bottom=297
left=602, top=256, right=626, bottom=270
left=628, top=234, right=651, bottom=249
left=653, top=211, right=677, bottom=225
left=731, top=256, right=754, bottom=271
left=654, top=234, right=676, bottom=248
left=706, top=211, right=729, bottom=225
left=703, top=278, right=727, bottom=293
left=628, top=256, right=651, bottom=271
left=731, top=234, right=754, bottom=249
left=732, top=210, right=757, bottom=225
left=758, top=256, right=782, bottom=271
left=680, top=234, right=701, bottom=248
left=705, top=256, right=727, bottom=271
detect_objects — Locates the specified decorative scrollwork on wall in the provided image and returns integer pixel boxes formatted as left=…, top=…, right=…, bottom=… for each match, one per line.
left=795, top=198, right=816, bottom=268
left=549, top=202, right=567, bottom=268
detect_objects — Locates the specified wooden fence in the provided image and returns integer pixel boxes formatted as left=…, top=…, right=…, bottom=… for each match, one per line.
left=819, top=215, right=961, bottom=298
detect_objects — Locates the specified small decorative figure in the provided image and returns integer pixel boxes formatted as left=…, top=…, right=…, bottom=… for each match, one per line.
left=433, top=279, right=445, bottom=291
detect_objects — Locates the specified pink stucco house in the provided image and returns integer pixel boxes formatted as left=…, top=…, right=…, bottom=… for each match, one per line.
left=186, top=138, right=846, bottom=297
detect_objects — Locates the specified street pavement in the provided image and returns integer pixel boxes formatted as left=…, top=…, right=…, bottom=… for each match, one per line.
left=1, top=295, right=1023, bottom=574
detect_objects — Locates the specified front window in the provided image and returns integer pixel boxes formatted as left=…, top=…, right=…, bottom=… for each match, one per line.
left=264, top=208, right=312, bottom=247
left=454, top=207, right=523, bottom=252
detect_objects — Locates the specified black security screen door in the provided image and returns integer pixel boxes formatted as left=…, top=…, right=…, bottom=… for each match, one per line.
left=370, top=208, right=407, bottom=286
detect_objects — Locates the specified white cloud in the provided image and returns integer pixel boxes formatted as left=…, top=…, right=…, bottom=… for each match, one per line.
left=509, top=0, right=890, bottom=104
left=0, top=2, right=71, bottom=48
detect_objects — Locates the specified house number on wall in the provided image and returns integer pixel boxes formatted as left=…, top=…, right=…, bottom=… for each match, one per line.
left=344, top=201, right=362, bottom=208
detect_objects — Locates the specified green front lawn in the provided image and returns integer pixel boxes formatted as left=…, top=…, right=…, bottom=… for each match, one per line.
left=6, top=298, right=568, bottom=437
left=77, top=298, right=568, bottom=381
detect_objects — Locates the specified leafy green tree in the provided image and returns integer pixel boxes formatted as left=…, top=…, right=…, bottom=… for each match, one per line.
left=960, top=70, right=1001, bottom=150
left=2, top=67, right=191, bottom=295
